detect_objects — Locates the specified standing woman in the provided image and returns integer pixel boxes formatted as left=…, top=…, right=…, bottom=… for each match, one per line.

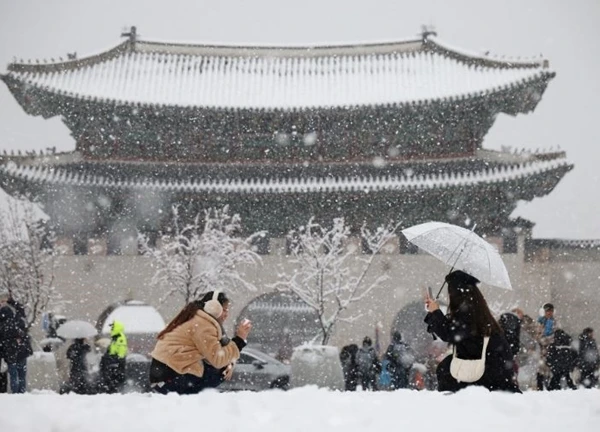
left=65, top=338, right=91, bottom=394
left=149, top=291, right=251, bottom=394
left=424, top=270, right=520, bottom=393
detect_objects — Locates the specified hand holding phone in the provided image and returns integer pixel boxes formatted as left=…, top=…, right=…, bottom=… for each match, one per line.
left=425, top=286, right=440, bottom=312
left=236, top=319, right=252, bottom=340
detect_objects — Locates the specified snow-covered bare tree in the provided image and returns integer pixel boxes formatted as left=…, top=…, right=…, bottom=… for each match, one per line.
left=0, top=193, right=56, bottom=329
left=274, top=217, right=399, bottom=345
left=139, top=205, right=263, bottom=305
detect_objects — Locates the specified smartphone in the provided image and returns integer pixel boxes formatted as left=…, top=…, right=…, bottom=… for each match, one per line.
left=427, top=286, right=433, bottom=299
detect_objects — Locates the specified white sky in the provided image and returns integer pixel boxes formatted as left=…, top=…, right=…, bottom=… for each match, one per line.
left=1, top=387, right=598, bottom=432
left=0, top=0, right=598, bottom=239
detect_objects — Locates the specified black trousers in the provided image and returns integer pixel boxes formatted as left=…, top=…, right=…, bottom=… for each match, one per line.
left=0, top=371, right=7, bottom=393
left=548, top=372, right=577, bottom=390
left=150, top=359, right=225, bottom=395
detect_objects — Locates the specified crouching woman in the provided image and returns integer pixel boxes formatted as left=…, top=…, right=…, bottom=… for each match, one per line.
left=424, top=270, right=521, bottom=393
left=149, top=291, right=251, bottom=394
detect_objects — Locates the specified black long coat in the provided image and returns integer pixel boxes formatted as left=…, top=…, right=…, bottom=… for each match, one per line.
left=0, top=302, right=33, bottom=364
left=66, top=339, right=91, bottom=393
left=578, top=336, right=600, bottom=375
left=425, top=309, right=520, bottom=393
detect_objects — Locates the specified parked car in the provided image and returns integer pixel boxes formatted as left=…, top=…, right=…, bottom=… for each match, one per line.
left=219, top=346, right=290, bottom=392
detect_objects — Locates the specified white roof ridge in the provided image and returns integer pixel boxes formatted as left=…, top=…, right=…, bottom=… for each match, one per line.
left=7, top=35, right=551, bottom=70
left=427, top=36, right=550, bottom=69
left=0, top=157, right=571, bottom=193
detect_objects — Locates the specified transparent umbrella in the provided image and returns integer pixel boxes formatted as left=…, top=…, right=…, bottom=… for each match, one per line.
left=56, top=320, right=98, bottom=339
left=401, top=221, right=512, bottom=294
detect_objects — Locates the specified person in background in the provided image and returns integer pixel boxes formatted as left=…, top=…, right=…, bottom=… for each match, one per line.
left=577, top=327, right=600, bottom=389
left=340, top=344, right=359, bottom=391
left=546, top=328, right=577, bottom=390
left=499, top=308, right=523, bottom=385
left=355, top=336, right=380, bottom=391
left=538, top=303, right=557, bottom=339
left=149, top=291, right=251, bottom=394
left=42, top=313, right=67, bottom=352
left=536, top=303, right=558, bottom=390
left=0, top=290, right=33, bottom=393
left=424, top=270, right=520, bottom=393
left=500, top=308, right=523, bottom=359
left=98, top=320, right=128, bottom=393
left=384, top=331, right=415, bottom=390
left=65, top=338, right=91, bottom=394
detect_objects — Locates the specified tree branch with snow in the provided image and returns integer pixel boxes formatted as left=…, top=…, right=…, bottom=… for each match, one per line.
left=273, top=217, right=399, bottom=345
left=139, top=205, right=263, bottom=305
left=0, top=197, right=57, bottom=328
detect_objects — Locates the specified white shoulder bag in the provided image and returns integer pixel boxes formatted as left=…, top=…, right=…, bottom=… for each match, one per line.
left=450, top=336, right=490, bottom=383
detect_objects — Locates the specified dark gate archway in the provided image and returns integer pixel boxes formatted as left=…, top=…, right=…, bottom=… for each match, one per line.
left=391, top=300, right=448, bottom=360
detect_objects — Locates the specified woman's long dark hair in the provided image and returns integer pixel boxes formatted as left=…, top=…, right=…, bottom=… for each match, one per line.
left=157, top=291, right=229, bottom=339
left=447, top=277, right=502, bottom=337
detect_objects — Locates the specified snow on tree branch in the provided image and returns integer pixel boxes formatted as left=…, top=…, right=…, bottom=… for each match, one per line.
left=273, top=217, right=399, bottom=345
left=139, top=205, right=263, bottom=305
left=0, top=195, right=57, bottom=328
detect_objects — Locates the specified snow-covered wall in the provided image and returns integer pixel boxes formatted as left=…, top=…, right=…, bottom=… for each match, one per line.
left=29, top=238, right=600, bottom=352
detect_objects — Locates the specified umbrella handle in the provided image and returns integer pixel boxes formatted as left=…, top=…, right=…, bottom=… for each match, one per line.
left=435, top=282, right=444, bottom=299
left=435, top=278, right=448, bottom=299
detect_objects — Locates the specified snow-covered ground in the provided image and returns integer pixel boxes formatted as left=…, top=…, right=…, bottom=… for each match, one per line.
left=1, top=387, right=598, bottom=432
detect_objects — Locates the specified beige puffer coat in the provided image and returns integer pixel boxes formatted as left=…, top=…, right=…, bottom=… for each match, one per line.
left=150, top=310, right=240, bottom=377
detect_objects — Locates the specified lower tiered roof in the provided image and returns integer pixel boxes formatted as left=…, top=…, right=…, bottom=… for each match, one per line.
left=0, top=149, right=572, bottom=238
left=0, top=150, right=571, bottom=196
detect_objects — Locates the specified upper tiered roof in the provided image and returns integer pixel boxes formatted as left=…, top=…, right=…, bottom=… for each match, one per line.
left=2, top=28, right=554, bottom=112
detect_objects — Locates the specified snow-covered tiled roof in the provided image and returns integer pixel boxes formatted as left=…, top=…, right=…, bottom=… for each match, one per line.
left=2, top=35, right=554, bottom=110
left=0, top=157, right=571, bottom=194
left=526, top=239, right=600, bottom=250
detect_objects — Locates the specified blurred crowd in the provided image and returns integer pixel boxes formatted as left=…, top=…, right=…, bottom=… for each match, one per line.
left=339, top=301, right=599, bottom=392
left=0, top=290, right=129, bottom=394
left=2, top=283, right=599, bottom=394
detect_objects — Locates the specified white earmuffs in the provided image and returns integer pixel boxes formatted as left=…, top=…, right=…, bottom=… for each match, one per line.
left=204, top=290, right=223, bottom=319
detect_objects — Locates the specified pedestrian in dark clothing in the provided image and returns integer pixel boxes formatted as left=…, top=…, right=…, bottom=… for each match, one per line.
left=499, top=308, right=523, bottom=383
left=340, top=344, right=359, bottom=391
left=356, top=336, right=380, bottom=391
left=424, top=270, right=521, bottom=393
left=577, top=328, right=600, bottom=388
left=0, top=291, right=33, bottom=393
left=66, top=338, right=91, bottom=394
left=384, top=331, right=415, bottom=390
left=546, top=329, right=577, bottom=390
left=499, top=309, right=522, bottom=359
